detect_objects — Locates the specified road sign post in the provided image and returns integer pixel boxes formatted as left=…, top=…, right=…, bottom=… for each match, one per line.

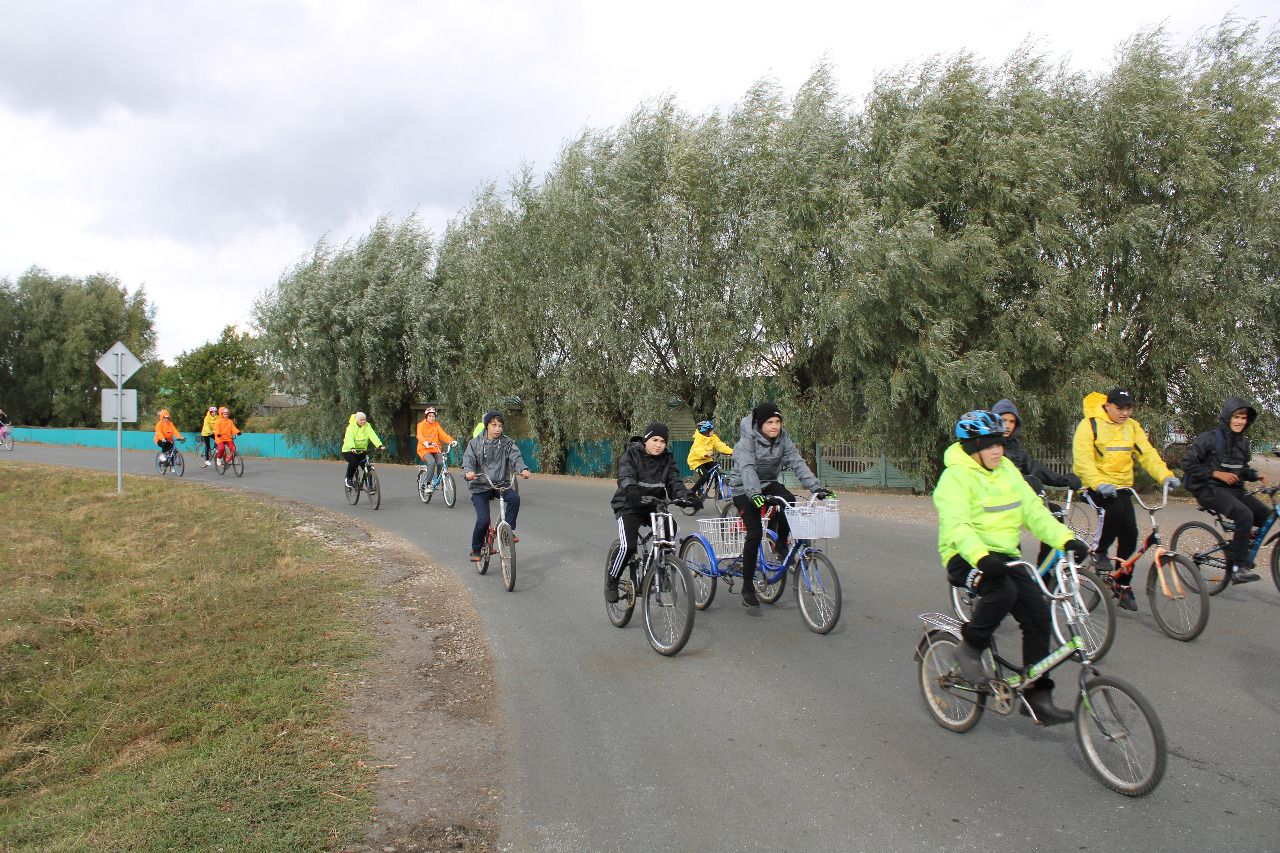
left=96, top=342, right=143, bottom=495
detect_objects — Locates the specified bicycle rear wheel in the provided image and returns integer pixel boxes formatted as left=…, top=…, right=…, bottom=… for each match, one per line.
left=1146, top=554, right=1209, bottom=642
left=417, top=470, right=431, bottom=503
left=916, top=631, right=985, bottom=732
left=231, top=454, right=243, bottom=477
left=795, top=550, right=841, bottom=634
left=1075, top=675, right=1166, bottom=796
left=1051, top=569, right=1115, bottom=662
left=642, top=558, right=694, bottom=656
left=678, top=477, right=700, bottom=516
left=366, top=470, right=380, bottom=509
left=605, top=543, right=634, bottom=627
left=1169, top=521, right=1229, bottom=594
left=678, top=536, right=717, bottom=610
left=443, top=473, right=456, bottom=507
left=499, top=524, right=517, bottom=591
left=1065, top=501, right=1095, bottom=539
left=478, top=531, right=492, bottom=575
left=1272, top=541, right=1280, bottom=594
left=754, top=531, right=786, bottom=604
left=1, top=433, right=13, bottom=452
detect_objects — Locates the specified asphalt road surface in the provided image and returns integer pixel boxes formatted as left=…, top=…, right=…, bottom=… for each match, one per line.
left=8, top=444, right=1279, bottom=852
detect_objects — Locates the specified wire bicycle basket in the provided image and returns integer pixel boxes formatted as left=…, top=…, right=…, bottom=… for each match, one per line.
left=784, top=499, right=841, bottom=540
left=697, top=516, right=748, bottom=557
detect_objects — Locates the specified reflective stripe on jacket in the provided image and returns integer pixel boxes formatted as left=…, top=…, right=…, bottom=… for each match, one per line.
left=1071, top=392, right=1172, bottom=489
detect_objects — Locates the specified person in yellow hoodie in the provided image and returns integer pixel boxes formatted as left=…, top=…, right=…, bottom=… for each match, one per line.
left=934, top=410, right=1091, bottom=725
left=200, top=406, right=219, bottom=467
left=686, top=419, right=733, bottom=498
left=342, top=411, right=385, bottom=488
left=154, top=409, right=183, bottom=462
left=1072, top=388, right=1180, bottom=612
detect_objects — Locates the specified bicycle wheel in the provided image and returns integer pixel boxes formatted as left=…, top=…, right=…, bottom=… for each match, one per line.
left=719, top=501, right=738, bottom=519
left=1074, top=675, right=1167, bottom=796
left=752, top=531, right=787, bottom=604
left=155, top=452, right=166, bottom=475
left=172, top=451, right=184, bottom=477
left=1272, top=540, right=1280, bottom=594
left=2, top=431, right=15, bottom=451
left=499, top=524, right=517, bottom=592
left=231, top=454, right=243, bottom=477
left=916, top=632, right=985, bottom=732
left=678, top=477, right=700, bottom=517
left=346, top=473, right=360, bottom=505
left=1146, top=553, right=1209, bottom=642
left=366, top=470, right=380, bottom=510
left=951, top=585, right=975, bottom=623
left=1169, top=521, right=1229, bottom=594
left=478, top=531, right=492, bottom=575
left=605, top=543, right=634, bottom=628
left=1051, top=569, right=1116, bottom=662
left=215, top=456, right=226, bottom=475
left=642, top=558, right=695, bottom=656
left=678, top=537, right=717, bottom=610
left=1065, top=501, right=1095, bottom=539
left=417, top=470, right=431, bottom=503
left=443, top=473, right=456, bottom=508
left=795, top=550, right=841, bottom=634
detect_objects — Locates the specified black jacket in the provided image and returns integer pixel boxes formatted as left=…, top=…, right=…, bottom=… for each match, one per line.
left=990, top=399, right=1081, bottom=493
left=1181, top=396, right=1259, bottom=495
left=610, top=437, right=690, bottom=514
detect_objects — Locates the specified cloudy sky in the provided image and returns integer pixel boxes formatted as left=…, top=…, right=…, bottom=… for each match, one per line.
left=1, top=1, right=1272, bottom=362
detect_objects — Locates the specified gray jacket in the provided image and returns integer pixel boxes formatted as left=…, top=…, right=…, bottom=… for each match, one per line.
left=728, top=414, right=821, bottom=496
left=462, top=434, right=529, bottom=493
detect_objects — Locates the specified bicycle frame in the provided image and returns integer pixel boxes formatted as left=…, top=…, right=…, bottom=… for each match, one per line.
left=1101, top=486, right=1189, bottom=600
left=1218, top=488, right=1279, bottom=567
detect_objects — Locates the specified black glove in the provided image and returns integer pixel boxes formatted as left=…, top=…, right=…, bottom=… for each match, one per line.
left=690, top=496, right=705, bottom=512
left=1064, top=539, right=1090, bottom=563
left=970, top=553, right=1011, bottom=591
left=751, top=494, right=766, bottom=509
left=1065, top=473, right=1083, bottom=491
left=625, top=485, right=643, bottom=507
left=813, top=487, right=834, bottom=499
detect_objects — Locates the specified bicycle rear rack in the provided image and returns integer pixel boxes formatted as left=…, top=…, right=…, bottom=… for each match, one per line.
left=918, top=612, right=964, bottom=637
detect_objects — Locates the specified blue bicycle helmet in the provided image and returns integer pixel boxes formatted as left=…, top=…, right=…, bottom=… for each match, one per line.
left=955, top=410, right=1005, bottom=454
left=697, top=420, right=714, bottom=434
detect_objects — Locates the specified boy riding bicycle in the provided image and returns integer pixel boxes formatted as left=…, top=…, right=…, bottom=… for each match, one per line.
left=1180, top=395, right=1269, bottom=584
left=416, top=406, right=457, bottom=494
left=213, top=406, right=240, bottom=466
left=686, top=419, right=733, bottom=496
left=342, top=412, right=386, bottom=488
left=934, top=410, right=1091, bottom=726
left=462, top=411, right=531, bottom=561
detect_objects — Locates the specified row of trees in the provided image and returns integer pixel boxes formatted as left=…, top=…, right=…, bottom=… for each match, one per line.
left=257, top=20, right=1280, bottom=480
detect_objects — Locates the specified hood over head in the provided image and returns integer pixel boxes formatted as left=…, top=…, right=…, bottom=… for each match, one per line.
left=1219, top=396, right=1257, bottom=432
left=1082, top=392, right=1109, bottom=420
left=990, top=399, right=1020, bottom=437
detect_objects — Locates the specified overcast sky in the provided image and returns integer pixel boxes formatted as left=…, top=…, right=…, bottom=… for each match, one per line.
left=1, top=1, right=1272, bottom=362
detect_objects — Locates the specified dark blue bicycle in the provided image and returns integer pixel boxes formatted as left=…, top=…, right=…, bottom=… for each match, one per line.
left=1170, top=485, right=1280, bottom=595
left=679, top=454, right=733, bottom=516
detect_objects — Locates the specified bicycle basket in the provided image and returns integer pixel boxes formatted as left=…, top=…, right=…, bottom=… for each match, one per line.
left=697, top=516, right=747, bottom=558
left=784, top=499, right=840, bottom=540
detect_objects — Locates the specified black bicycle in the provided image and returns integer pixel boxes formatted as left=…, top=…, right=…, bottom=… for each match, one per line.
left=1170, top=485, right=1280, bottom=594
left=605, top=496, right=697, bottom=656
left=345, top=455, right=380, bottom=509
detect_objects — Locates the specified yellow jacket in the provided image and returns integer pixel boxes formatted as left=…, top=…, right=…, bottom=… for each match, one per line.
left=1072, top=392, right=1172, bottom=489
left=201, top=412, right=219, bottom=436
left=687, top=431, right=733, bottom=470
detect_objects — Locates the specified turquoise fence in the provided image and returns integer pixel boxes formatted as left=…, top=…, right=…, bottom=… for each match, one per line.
left=13, top=427, right=337, bottom=459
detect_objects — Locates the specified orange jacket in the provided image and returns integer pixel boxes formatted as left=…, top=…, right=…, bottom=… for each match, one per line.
left=416, top=419, right=455, bottom=455
left=154, top=413, right=182, bottom=443
left=213, top=417, right=240, bottom=443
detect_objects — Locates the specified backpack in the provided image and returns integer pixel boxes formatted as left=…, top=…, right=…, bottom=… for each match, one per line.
left=1161, top=428, right=1224, bottom=471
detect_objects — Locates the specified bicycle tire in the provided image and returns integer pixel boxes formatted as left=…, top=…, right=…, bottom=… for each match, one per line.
left=1065, top=500, right=1095, bottom=539
left=719, top=501, right=738, bottom=519
left=795, top=550, right=841, bottom=634
left=216, top=456, right=227, bottom=475
left=916, top=631, right=985, bottom=732
left=367, top=470, right=380, bottom=510
left=346, top=473, right=360, bottom=505
left=2, top=432, right=15, bottom=451
left=951, top=585, right=975, bottom=623
left=1051, top=569, right=1116, bottom=662
left=1272, top=540, right=1280, bottom=594
left=755, top=531, right=786, bottom=604
left=1169, top=521, right=1229, bottom=594
left=443, top=473, right=456, bottom=508
left=678, top=537, right=717, bottom=610
left=605, top=543, right=634, bottom=627
left=417, top=470, right=431, bottom=503
left=478, top=532, right=492, bottom=575
left=173, top=451, right=184, bottom=477
left=642, top=558, right=695, bottom=656
left=678, top=476, right=700, bottom=516
left=499, top=523, right=516, bottom=591
left=155, top=452, right=166, bottom=476
left=1146, top=553, right=1209, bottom=642
left=231, top=454, right=243, bottom=477
left=1074, top=674, right=1167, bottom=797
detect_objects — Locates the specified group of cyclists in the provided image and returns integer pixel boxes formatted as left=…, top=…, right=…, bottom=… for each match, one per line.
left=154, top=405, right=240, bottom=468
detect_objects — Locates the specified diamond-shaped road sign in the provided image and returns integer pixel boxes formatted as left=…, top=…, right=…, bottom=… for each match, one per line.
left=96, top=341, right=142, bottom=386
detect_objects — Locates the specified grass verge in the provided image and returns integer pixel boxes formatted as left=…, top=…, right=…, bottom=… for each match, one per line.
left=0, top=463, right=375, bottom=850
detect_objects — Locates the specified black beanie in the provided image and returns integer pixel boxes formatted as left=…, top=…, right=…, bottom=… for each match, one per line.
left=642, top=422, right=669, bottom=442
left=751, top=402, right=782, bottom=430
left=961, top=433, right=1005, bottom=455
left=482, top=410, right=504, bottom=427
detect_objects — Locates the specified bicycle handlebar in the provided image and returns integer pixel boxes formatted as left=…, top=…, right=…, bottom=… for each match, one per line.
left=1007, top=557, right=1081, bottom=602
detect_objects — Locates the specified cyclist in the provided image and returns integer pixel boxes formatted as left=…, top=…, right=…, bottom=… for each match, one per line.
left=342, top=411, right=386, bottom=488
left=1072, top=388, right=1180, bottom=611
left=200, top=406, right=219, bottom=466
left=728, top=402, right=832, bottom=608
left=213, top=406, right=240, bottom=467
left=606, top=422, right=701, bottom=602
left=154, top=409, right=183, bottom=462
left=1180, top=395, right=1270, bottom=584
left=934, top=410, right=1091, bottom=726
left=462, top=411, right=531, bottom=561
left=686, top=419, right=733, bottom=497
left=416, top=406, right=457, bottom=494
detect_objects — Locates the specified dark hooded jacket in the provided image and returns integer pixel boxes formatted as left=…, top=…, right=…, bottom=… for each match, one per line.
left=990, top=399, right=1081, bottom=493
left=1180, top=396, right=1259, bottom=495
left=610, top=437, right=691, bottom=514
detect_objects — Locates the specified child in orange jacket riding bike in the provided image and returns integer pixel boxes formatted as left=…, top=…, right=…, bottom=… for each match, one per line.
left=416, top=406, right=457, bottom=494
left=213, top=406, right=241, bottom=466
left=154, top=409, right=183, bottom=457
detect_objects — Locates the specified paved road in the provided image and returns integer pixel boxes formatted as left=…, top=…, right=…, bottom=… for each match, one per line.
left=7, top=445, right=1279, bottom=852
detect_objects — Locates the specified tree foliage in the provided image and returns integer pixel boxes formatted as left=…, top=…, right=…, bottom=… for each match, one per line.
left=156, top=327, right=270, bottom=432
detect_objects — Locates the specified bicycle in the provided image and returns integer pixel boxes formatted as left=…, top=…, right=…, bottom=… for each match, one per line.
left=417, top=443, right=458, bottom=508
left=196, top=436, right=213, bottom=465
left=0, top=421, right=14, bottom=452
left=1092, top=484, right=1209, bottom=641
left=605, top=495, right=697, bottom=656
left=344, top=454, right=381, bottom=510
left=1169, top=485, right=1280, bottom=595
left=155, top=440, right=185, bottom=476
left=680, top=454, right=734, bottom=516
left=679, top=494, right=842, bottom=634
left=916, top=557, right=1167, bottom=797
left=950, top=488, right=1116, bottom=661
left=473, top=473, right=518, bottom=591
left=214, top=443, right=244, bottom=477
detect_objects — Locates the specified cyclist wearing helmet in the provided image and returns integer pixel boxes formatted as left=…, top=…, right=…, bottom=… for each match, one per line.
left=416, top=406, right=457, bottom=494
left=686, top=419, right=733, bottom=496
left=934, top=410, right=1090, bottom=726
left=213, top=406, right=240, bottom=466
left=200, top=405, right=219, bottom=466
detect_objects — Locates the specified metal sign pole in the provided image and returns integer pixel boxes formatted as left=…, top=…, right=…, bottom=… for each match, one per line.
left=116, top=353, right=123, bottom=495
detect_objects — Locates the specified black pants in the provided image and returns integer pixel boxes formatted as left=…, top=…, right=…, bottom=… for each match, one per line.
left=610, top=511, right=646, bottom=580
left=689, top=461, right=718, bottom=496
left=156, top=439, right=174, bottom=454
left=732, top=482, right=795, bottom=584
left=948, top=555, right=1053, bottom=686
left=201, top=434, right=214, bottom=457
left=343, top=450, right=367, bottom=481
left=1194, top=487, right=1269, bottom=568
left=1091, top=490, right=1138, bottom=583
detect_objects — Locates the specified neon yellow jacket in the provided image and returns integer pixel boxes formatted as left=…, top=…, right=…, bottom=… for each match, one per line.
left=342, top=414, right=383, bottom=453
left=201, top=412, right=218, bottom=437
left=933, top=442, right=1073, bottom=568
left=687, top=431, right=733, bottom=469
left=1071, top=392, right=1172, bottom=489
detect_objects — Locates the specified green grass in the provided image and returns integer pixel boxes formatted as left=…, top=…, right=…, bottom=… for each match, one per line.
left=0, top=464, right=375, bottom=851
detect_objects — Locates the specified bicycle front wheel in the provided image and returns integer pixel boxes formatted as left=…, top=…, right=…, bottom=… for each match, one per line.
left=155, top=453, right=166, bottom=476
left=172, top=452, right=184, bottom=477
left=642, top=558, right=694, bottom=656
left=367, top=470, right=380, bottom=510
left=678, top=537, right=717, bottom=610
left=917, top=632, right=985, bottom=732
left=1272, top=540, right=1280, bottom=594
left=754, top=531, right=786, bottom=604
left=443, top=473, right=456, bottom=508
left=678, top=477, right=700, bottom=517
left=499, top=524, right=517, bottom=591
left=605, top=543, right=634, bottom=627
left=1051, top=569, right=1115, bottom=662
left=950, top=585, right=975, bottom=623
left=795, top=550, right=841, bottom=634
left=1169, top=521, right=1229, bottom=595
left=231, top=454, right=243, bottom=477
left=216, top=456, right=227, bottom=475
left=1146, top=553, right=1209, bottom=642
left=417, top=470, right=430, bottom=503
left=1075, top=675, right=1167, bottom=797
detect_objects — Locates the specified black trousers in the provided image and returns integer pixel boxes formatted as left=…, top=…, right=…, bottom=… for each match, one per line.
left=689, top=461, right=717, bottom=495
left=732, top=482, right=795, bottom=584
left=1091, top=490, right=1138, bottom=580
left=343, top=450, right=367, bottom=481
left=1194, top=486, right=1270, bottom=568
left=609, top=511, right=646, bottom=580
left=949, top=554, right=1052, bottom=685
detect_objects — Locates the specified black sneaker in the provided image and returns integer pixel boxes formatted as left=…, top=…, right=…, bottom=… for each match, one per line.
left=1021, top=689, right=1073, bottom=726
left=1231, top=566, right=1261, bottom=584
left=605, top=578, right=620, bottom=603
left=742, top=586, right=760, bottom=608
left=1116, top=586, right=1137, bottom=612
